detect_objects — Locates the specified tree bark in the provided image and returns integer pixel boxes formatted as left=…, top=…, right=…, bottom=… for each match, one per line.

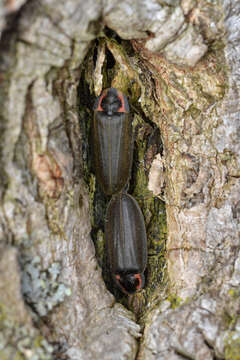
left=0, top=1, right=239, bottom=359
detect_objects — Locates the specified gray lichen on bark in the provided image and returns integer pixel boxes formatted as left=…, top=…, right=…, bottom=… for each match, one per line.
left=0, top=0, right=239, bottom=359
left=0, top=1, right=140, bottom=359
left=139, top=0, right=240, bottom=358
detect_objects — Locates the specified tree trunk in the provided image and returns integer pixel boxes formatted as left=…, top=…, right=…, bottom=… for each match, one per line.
left=0, top=0, right=239, bottom=359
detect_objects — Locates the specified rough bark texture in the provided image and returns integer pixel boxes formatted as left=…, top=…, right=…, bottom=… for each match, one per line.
left=0, top=0, right=239, bottom=360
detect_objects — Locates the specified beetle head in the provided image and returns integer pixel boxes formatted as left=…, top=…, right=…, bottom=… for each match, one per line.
left=95, top=88, right=129, bottom=114
left=115, top=271, right=145, bottom=295
left=101, top=89, right=121, bottom=116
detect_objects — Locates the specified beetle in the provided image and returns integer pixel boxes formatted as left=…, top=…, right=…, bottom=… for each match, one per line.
left=92, top=88, right=133, bottom=195
left=105, top=192, right=147, bottom=294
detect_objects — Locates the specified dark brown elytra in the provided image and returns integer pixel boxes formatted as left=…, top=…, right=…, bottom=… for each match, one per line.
left=105, top=192, right=147, bottom=294
left=92, top=88, right=133, bottom=196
